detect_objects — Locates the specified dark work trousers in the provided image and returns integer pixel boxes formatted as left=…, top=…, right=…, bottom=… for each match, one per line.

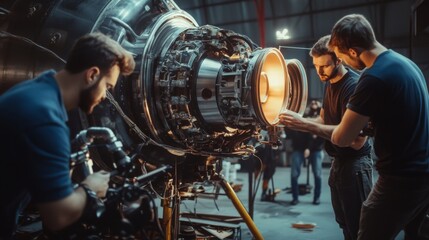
left=358, top=174, right=429, bottom=240
left=291, top=150, right=324, bottom=201
left=329, top=155, right=373, bottom=240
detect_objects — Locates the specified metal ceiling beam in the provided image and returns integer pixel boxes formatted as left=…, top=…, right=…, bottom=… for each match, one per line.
left=182, top=0, right=404, bottom=27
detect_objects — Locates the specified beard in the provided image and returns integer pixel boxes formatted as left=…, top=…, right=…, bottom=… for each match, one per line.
left=347, top=56, right=366, bottom=71
left=79, top=78, right=102, bottom=114
left=326, top=64, right=339, bottom=80
left=319, top=64, right=339, bottom=82
left=354, top=59, right=366, bottom=70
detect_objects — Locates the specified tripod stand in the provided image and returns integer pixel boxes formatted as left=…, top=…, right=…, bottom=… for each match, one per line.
left=161, top=158, right=264, bottom=240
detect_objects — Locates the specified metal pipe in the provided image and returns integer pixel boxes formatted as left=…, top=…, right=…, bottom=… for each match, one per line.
left=219, top=177, right=264, bottom=240
left=162, top=199, right=172, bottom=240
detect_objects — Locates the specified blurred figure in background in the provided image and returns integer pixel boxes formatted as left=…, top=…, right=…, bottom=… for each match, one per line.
left=287, top=100, right=325, bottom=205
left=257, top=129, right=278, bottom=201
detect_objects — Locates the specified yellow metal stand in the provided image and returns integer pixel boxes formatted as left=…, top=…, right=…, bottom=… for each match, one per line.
left=162, top=198, right=172, bottom=240
left=219, top=177, right=264, bottom=240
left=162, top=174, right=264, bottom=240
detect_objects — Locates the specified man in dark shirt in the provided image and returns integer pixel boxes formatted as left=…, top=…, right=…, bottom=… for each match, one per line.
left=329, top=14, right=429, bottom=239
left=0, top=32, right=135, bottom=238
left=279, top=35, right=373, bottom=240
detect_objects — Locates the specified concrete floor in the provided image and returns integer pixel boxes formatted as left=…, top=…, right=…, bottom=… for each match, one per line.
left=180, top=166, right=342, bottom=239
left=179, top=165, right=405, bottom=240
left=239, top=166, right=343, bottom=240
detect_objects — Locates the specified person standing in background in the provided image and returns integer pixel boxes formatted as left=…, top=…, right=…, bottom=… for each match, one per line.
left=305, top=100, right=325, bottom=205
left=287, top=100, right=325, bottom=206
left=257, top=129, right=278, bottom=201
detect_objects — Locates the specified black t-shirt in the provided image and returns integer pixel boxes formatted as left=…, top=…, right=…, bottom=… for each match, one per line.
left=285, top=128, right=311, bottom=152
left=323, top=69, right=371, bottom=158
left=348, top=50, right=429, bottom=175
left=309, top=134, right=325, bottom=151
left=304, top=109, right=325, bottom=151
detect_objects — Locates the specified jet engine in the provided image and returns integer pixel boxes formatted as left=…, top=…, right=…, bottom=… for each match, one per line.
left=0, top=0, right=307, bottom=159
left=0, top=0, right=308, bottom=238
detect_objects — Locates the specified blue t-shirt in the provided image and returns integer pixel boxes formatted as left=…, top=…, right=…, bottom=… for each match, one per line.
left=0, top=70, right=73, bottom=238
left=347, top=50, right=429, bottom=175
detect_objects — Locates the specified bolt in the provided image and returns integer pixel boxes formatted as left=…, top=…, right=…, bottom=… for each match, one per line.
left=49, top=32, right=61, bottom=45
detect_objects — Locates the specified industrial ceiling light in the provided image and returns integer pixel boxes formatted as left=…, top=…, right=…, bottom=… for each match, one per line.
left=276, top=28, right=291, bottom=40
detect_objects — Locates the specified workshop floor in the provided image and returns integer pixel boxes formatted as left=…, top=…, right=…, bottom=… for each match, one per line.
left=179, top=165, right=405, bottom=240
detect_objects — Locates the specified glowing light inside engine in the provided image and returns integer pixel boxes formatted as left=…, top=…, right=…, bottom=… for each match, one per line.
left=256, top=50, right=288, bottom=125
left=259, top=72, right=269, bottom=103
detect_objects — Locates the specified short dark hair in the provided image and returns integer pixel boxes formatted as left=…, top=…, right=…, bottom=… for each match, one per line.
left=328, top=14, right=376, bottom=53
left=309, top=35, right=337, bottom=62
left=65, top=32, right=135, bottom=76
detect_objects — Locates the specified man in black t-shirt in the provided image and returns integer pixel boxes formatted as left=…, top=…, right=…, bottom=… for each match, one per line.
left=328, top=14, right=429, bottom=239
left=279, top=35, right=373, bottom=240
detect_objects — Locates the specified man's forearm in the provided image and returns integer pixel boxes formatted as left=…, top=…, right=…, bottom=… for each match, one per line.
left=304, top=119, right=336, bottom=141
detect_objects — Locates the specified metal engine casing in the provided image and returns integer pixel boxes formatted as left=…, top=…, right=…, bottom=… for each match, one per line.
left=0, top=0, right=308, bottom=159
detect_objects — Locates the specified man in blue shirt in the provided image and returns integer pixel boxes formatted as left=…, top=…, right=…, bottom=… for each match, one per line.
left=329, top=14, right=429, bottom=239
left=0, top=32, right=135, bottom=238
